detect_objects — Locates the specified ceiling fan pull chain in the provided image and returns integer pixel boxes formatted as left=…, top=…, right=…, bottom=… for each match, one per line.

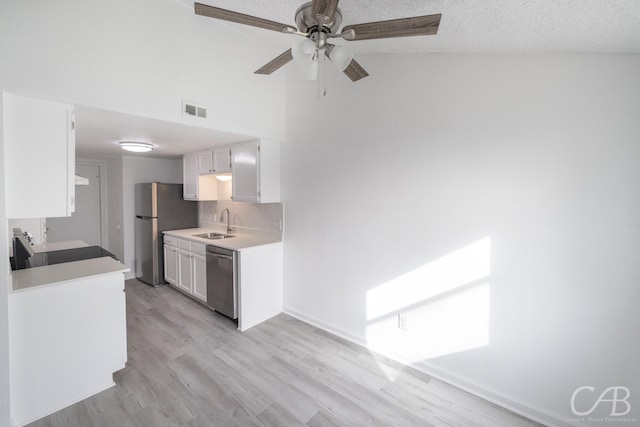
left=322, top=52, right=327, bottom=97
left=317, top=48, right=327, bottom=98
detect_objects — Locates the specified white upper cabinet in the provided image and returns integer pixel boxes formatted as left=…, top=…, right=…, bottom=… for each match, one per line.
left=197, top=150, right=214, bottom=174
left=183, top=152, right=198, bottom=200
left=197, top=147, right=231, bottom=175
left=213, top=147, right=231, bottom=174
left=231, top=139, right=280, bottom=203
left=183, top=152, right=217, bottom=201
left=183, top=140, right=279, bottom=203
left=3, top=92, right=75, bottom=218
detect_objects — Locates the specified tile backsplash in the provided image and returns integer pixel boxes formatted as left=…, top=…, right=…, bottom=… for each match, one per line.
left=199, top=201, right=283, bottom=236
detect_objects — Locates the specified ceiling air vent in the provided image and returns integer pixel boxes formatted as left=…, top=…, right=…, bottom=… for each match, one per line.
left=183, top=101, right=207, bottom=119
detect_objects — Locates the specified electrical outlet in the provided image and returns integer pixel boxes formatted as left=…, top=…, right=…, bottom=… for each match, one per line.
left=398, top=313, right=408, bottom=330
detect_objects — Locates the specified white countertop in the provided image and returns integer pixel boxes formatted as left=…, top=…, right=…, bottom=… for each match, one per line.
left=11, top=257, right=130, bottom=292
left=31, top=240, right=89, bottom=253
left=163, top=228, right=282, bottom=251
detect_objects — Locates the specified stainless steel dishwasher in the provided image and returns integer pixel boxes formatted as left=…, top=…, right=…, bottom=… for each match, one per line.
left=205, top=245, right=238, bottom=319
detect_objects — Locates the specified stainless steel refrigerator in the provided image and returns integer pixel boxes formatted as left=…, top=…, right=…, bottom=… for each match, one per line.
left=135, top=183, right=198, bottom=286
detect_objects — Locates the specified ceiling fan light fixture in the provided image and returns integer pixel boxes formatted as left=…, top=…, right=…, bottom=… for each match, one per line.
left=119, top=142, right=154, bottom=153
left=326, top=44, right=353, bottom=72
left=292, top=38, right=316, bottom=62
left=305, top=60, right=319, bottom=80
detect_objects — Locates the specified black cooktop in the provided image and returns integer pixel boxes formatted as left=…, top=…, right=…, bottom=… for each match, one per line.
left=26, top=246, right=119, bottom=268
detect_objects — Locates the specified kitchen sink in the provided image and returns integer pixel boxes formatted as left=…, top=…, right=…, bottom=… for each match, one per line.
left=192, top=232, right=235, bottom=240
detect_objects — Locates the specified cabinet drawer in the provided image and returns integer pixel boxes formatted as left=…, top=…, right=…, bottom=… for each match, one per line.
left=164, top=235, right=178, bottom=246
left=191, top=243, right=206, bottom=256
left=178, top=239, right=191, bottom=250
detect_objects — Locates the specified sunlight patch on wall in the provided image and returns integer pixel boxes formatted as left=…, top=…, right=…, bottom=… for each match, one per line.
left=366, top=237, right=491, bottom=321
left=365, top=237, right=491, bottom=374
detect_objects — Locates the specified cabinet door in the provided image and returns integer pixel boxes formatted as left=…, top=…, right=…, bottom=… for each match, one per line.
left=183, top=153, right=198, bottom=200
left=4, top=93, right=75, bottom=218
left=67, top=111, right=76, bottom=214
left=192, top=254, right=207, bottom=302
left=163, top=244, right=178, bottom=285
left=197, top=150, right=214, bottom=174
left=231, top=141, right=260, bottom=202
left=177, top=249, right=192, bottom=293
left=213, top=147, right=231, bottom=173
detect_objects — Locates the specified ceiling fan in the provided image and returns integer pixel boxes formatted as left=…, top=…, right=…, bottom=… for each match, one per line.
left=194, top=1, right=441, bottom=82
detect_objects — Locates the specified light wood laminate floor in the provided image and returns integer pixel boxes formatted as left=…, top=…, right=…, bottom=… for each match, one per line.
left=29, top=279, right=542, bottom=427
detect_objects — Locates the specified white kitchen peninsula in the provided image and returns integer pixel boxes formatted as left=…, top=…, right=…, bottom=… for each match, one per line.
left=9, top=256, right=128, bottom=427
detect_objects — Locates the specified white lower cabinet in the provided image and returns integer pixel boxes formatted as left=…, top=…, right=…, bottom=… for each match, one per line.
left=163, top=235, right=178, bottom=285
left=177, top=248, right=192, bottom=293
left=165, top=234, right=206, bottom=302
left=163, top=244, right=178, bottom=285
left=192, top=253, right=207, bottom=301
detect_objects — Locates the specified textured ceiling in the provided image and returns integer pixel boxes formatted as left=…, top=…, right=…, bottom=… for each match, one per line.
left=186, top=0, right=640, bottom=54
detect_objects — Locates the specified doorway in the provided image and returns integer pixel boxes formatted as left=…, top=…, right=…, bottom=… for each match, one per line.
left=46, top=161, right=107, bottom=247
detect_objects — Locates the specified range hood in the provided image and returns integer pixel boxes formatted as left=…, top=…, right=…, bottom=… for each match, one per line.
left=75, top=175, right=89, bottom=186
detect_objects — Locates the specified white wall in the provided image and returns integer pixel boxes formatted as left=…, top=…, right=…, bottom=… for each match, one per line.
left=0, top=0, right=286, bottom=141
left=0, top=94, right=11, bottom=427
left=105, top=156, right=124, bottom=262
left=282, top=54, right=640, bottom=426
left=122, top=156, right=183, bottom=278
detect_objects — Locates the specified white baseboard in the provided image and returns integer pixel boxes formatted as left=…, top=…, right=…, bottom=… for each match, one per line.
left=12, top=382, right=116, bottom=427
left=283, top=306, right=571, bottom=427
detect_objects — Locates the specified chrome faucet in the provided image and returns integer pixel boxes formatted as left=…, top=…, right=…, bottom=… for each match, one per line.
left=221, top=208, right=234, bottom=234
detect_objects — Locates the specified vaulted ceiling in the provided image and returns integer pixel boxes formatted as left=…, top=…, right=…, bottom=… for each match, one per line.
left=77, top=0, right=640, bottom=157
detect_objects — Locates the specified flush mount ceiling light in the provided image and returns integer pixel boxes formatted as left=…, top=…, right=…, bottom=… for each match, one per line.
left=119, top=142, right=153, bottom=153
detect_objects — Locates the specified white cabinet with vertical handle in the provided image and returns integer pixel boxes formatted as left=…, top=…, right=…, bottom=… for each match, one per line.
left=191, top=248, right=207, bottom=302
left=3, top=92, right=76, bottom=218
left=163, top=236, right=178, bottom=285
left=231, top=139, right=280, bottom=203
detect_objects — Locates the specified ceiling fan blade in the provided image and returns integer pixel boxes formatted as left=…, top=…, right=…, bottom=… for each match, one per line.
left=254, top=49, right=294, bottom=75
left=342, top=14, right=441, bottom=41
left=343, top=59, right=369, bottom=82
left=311, top=0, right=340, bottom=25
left=195, top=3, right=297, bottom=34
